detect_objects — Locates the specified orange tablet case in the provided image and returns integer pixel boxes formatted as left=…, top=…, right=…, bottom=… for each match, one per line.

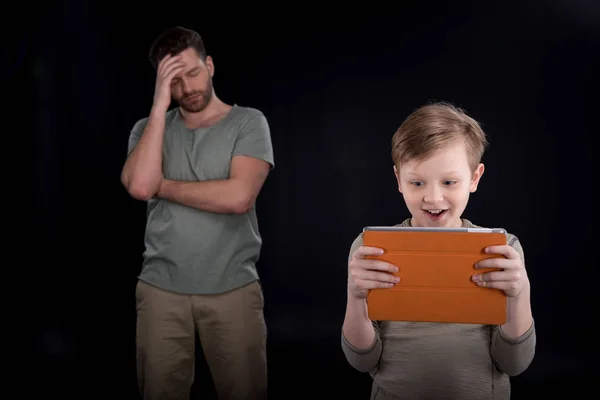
left=363, top=226, right=507, bottom=325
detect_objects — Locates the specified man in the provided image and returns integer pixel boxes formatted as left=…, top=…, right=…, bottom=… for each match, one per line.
left=121, top=26, right=274, bottom=400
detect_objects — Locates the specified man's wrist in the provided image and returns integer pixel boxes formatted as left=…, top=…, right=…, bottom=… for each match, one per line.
left=157, top=179, right=169, bottom=198
left=150, top=104, right=168, bottom=120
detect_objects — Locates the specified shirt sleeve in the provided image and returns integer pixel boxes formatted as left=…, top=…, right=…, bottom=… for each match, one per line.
left=127, top=117, right=149, bottom=156
left=490, top=235, right=537, bottom=376
left=232, top=111, right=275, bottom=169
left=341, top=320, right=383, bottom=373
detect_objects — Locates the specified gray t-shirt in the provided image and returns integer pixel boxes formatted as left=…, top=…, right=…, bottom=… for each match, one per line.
left=127, top=105, right=275, bottom=295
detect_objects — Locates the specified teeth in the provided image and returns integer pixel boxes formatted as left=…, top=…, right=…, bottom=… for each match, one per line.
left=427, top=210, right=444, bottom=214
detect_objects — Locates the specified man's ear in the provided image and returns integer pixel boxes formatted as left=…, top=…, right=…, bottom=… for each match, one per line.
left=394, top=165, right=402, bottom=193
left=470, top=163, right=485, bottom=193
left=205, top=56, right=214, bottom=77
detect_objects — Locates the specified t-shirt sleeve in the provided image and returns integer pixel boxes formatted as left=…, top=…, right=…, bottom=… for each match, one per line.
left=341, top=320, right=383, bottom=373
left=490, top=234, right=537, bottom=376
left=127, top=118, right=149, bottom=157
left=232, top=111, right=275, bottom=169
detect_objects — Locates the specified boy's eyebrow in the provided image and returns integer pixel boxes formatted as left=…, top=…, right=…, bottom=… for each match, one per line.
left=405, top=170, right=462, bottom=177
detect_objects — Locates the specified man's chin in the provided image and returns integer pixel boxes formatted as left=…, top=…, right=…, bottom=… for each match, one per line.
left=180, top=103, right=207, bottom=113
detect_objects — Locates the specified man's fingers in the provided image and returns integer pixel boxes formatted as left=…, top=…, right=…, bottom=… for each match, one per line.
left=158, top=55, right=183, bottom=76
left=159, top=53, right=172, bottom=63
left=157, top=54, right=175, bottom=72
left=163, top=63, right=185, bottom=83
left=161, top=61, right=185, bottom=81
left=158, top=53, right=179, bottom=68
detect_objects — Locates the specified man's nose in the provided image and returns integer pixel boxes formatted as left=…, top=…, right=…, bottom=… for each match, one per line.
left=181, top=78, right=190, bottom=93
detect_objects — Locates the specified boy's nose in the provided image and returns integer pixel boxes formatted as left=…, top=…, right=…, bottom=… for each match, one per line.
left=423, top=187, right=444, bottom=204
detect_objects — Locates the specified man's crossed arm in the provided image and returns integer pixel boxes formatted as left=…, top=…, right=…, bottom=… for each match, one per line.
left=157, top=155, right=271, bottom=214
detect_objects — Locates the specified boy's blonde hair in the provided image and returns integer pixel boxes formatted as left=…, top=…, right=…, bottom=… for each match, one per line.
left=391, top=102, right=489, bottom=172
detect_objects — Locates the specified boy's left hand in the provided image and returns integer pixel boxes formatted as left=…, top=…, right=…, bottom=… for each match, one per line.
left=472, top=245, right=530, bottom=298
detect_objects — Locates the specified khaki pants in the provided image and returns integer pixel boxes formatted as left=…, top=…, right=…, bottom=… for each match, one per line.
left=135, top=279, right=268, bottom=400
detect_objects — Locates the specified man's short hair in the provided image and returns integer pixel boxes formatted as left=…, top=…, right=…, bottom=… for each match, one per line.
left=148, top=26, right=207, bottom=69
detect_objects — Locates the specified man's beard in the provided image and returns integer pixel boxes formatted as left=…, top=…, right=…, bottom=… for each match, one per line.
left=178, top=78, right=214, bottom=113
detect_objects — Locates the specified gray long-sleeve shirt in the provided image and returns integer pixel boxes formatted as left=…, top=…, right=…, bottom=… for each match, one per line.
left=341, top=219, right=536, bottom=400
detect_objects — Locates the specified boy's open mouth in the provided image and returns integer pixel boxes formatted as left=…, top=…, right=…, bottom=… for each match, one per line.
left=423, top=209, right=448, bottom=219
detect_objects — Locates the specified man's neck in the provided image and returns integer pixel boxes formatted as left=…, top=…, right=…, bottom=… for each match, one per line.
left=179, top=95, right=232, bottom=129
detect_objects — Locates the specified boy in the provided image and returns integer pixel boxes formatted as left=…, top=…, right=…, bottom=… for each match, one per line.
left=341, top=102, right=536, bottom=399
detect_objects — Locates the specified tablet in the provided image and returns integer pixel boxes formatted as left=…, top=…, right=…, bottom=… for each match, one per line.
left=362, top=225, right=507, bottom=325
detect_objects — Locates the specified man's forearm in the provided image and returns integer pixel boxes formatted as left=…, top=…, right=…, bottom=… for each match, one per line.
left=158, top=178, right=252, bottom=214
left=501, top=286, right=533, bottom=338
left=121, top=107, right=166, bottom=200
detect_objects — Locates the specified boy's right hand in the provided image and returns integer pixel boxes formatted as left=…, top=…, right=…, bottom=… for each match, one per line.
left=348, top=246, right=400, bottom=299
left=153, top=54, right=185, bottom=112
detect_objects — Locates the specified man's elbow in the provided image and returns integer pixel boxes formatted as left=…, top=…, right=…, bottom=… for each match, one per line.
left=230, top=195, right=255, bottom=214
left=122, top=177, right=155, bottom=201
left=120, top=167, right=160, bottom=201
left=128, top=186, right=154, bottom=201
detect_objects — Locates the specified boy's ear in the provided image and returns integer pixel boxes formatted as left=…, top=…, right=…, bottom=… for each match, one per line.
left=394, top=165, right=402, bottom=193
left=470, top=163, right=485, bottom=193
